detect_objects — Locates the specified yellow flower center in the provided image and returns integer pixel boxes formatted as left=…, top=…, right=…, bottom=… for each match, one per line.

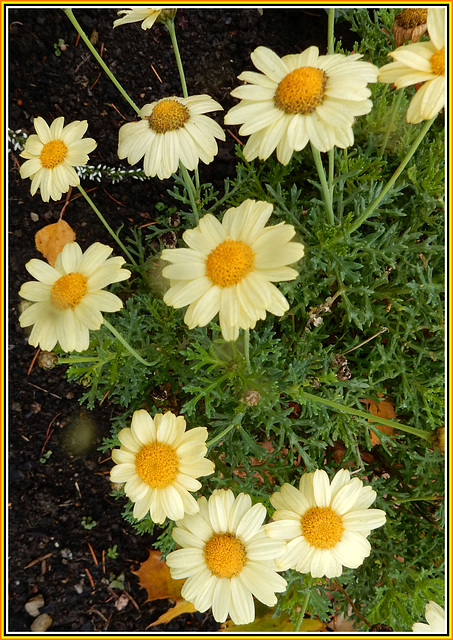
left=204, top=533, right=247, bottom=579
left=40, top=139, right=68, bottom=169
left=395, top=8, right=427, bottom=28
left=301, top=506, right=344, bottom=549
left=50, top=273, right=88, bottom=310
left=274, top=67, right=328, bottom=115
left=148, top=99, right=190, bottom=133
left=205, top=239, right=255, bottom=288
left=134, top=442, right=179, bottom=489
left=430, top=46, right=445, bottom=76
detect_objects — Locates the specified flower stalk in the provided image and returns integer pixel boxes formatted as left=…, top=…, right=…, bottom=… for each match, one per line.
left=102, top=319, right=154, bottom=367
left=64, top=8, right=140, bottom=115
left=311, top=144, right=335, bottom=226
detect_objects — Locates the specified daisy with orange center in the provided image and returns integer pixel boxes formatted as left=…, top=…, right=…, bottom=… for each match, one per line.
left=110, top=410, right=214, bottom=523
left=265, top=469, right=386, bottom=578
left=161, top=199, right=304, bottom=341
left=166, top=489, right=287, bottom=624
left=224, top=45, right=378, bottom=164
left=19, top=116, right=96, bottom=202
left=117, top=95, right=225, bottom=180
left=378, top=8, right=445, bottom=124
left=18, top=242, right=130, bottom=353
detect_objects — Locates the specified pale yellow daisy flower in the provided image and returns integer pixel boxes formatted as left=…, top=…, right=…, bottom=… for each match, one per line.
left=265, top=469, right=386, bottom=579
left=161, top=199, right=304, bottom=341
left=412, top=601, right=445, bottom=633
left=19, top=242, right=130, bottom=353
left=166, top=489, right=287, bottom=625
left=224, top=46, right=378, bottom=164
left=378, top=8, right=445, bottom=124
left=113, top=7, right=175, bottom=30
left=110, top=410, right=214, bottom=523
left=19, top=116, right=96, bottom=202
left=117, top=95, right=225, bottom=180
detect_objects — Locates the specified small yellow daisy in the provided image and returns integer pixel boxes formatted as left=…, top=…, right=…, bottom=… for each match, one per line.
left=113, top=7, right=175, bottom=30
left=161, top=199, right=304, bottom=341
left=266, top=469, right=386, bottom=578
left=110, top=410, right=215, bottom=524
left=166, top=489, right=287, bottom=624
left=19, top=242, right=130, bottom=353
left=19, top=116, right=96, bottom=202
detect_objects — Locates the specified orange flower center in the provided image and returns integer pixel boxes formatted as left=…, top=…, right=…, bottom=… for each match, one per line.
left=50, top=272, right=88, bottom=310
left=301, top=506, right=344, bottom=549
left=40, top=139, right=68, bottom=169
left=204, top=533, right=247, bottom=578
left=148, top=99, right=190, bottom=133
left=135, top=442, right=179, bottom=489
left=205, top=239, right=255, bottom=287
left=431, top=46, right=445, bottom=76
left=395, top=8, right=428, bottom=28
left=274, top=67, right=327, bottom=115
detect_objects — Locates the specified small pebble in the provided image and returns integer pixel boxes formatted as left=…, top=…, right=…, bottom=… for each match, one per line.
left=25, top=594, right=44, bottom=617
left=30, top=212, right=39, bottom=222
left=30, top=613, right=52, bottom=631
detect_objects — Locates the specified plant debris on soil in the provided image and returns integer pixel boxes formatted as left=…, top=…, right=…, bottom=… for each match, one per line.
left=7, top=7, right=356, bottom=632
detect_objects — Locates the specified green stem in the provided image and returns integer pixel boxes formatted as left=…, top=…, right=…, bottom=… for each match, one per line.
left=102, top=319, right=154, bottom=367
left=348, top=116, right=436, bottom=234
left=379, top=88, right=403, bottom=157
left=57, top=357, right=102, bottom=364
left=311, top=144, right=335, bottom=226
left=207, top=413, right=244, bottom=448
left=165, top=18, right=188, bottom=98
left=294, top=576, right=312, bottom=632
left=293, top=389, right=432, bottom=441
left=180, top=163, right=200, bottom=225
left=328, top=148, right=334, bottom=203
left=64, top=9, right=140, bottom=114
left=327, top=8, right=335, bottom=55
left=77, top=185, right=137, bottom=266
left=244, top=329, right=251, bottom=373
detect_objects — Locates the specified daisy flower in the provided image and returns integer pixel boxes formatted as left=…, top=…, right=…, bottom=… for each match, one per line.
left=19, top=116, right=96, bottom=202
left=117, top=95, right=225, bottom=180
left=392, top=8, right=428, bottom=47
left=110, top=410, right=214, bottom=523
left=265, top=469, right=386, bottom=579
left=412, top=601, right=445, bottom=633
left=378, top=8, right=445, bottom=124
left=19, top=242, right=130, bottom=353
left=166, top=489, right=287, bottom=624
left=161, top=199, right=304, bottom=341
left=113, top=7, right=175, bottom=30
left=224, top=46, right=378, bottom=164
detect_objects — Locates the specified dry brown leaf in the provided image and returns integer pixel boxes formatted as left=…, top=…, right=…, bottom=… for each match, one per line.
left=35, top=219, right=76, bottom=266
left=360, top=393, right=396, bottom=445
left=221, top=610, right=325, bottom=632
left=133, top=550, right=196, bottom=627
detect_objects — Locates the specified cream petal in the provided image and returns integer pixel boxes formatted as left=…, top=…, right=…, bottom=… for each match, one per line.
left=131, top=409, right=157, bottom=444
left=19, top=281, right=51, bottom=302
left=109, top=463, right=136, bottom=482
left=33, top=117, right=52, bottom=144
left=310, top=548, right=342, bottom=578
left=118, top=427, right=141, bottom=452
left=25, top=259, right=59, bottom=285
left=82, top=290, right=123, bottom=313
left=235, top=503, right=266, bottom=541
left=331, top=478, right=364, bottom=515
left=427, top=8, right=446, bottom=50
left=343, top=509, right=386, bottom=531
left=265, top=519, right=302, bottom=540
left=78, top=243, right=113, bottom=275
left=183, top=285, right=221, bottom=327
left=407, top=76, right=445, bottom=124
left=280, top=482, right=311, bottom=514
left=312, top=470, right=331, bottom=507
left=230, top=577, right=255, bottom=625
left=251, top=46, right=289, bottom=82
left=211, top=579, right=231, bottom=623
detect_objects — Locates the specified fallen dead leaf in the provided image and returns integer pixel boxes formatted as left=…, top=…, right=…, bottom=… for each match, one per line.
left=35, top=219, right=76, bottom=266
left=133, top=549, right=196, bottom=627
left=221, top=608, right=325, bottom=632
left=360, top=393, right=396, bottom=445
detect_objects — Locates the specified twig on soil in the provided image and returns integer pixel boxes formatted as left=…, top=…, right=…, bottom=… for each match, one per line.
left=108, top=103, right=127, bottom=120
left=40, top=413, right=60, bottom=457
left=24, top=552, right=53, bottom=569
left=102, top=189, right=126, bottom=208
left=226, top=128, right=243, bottom=145
left=123, top=589, right=140, bottom=611
left=85, top=567, right=95, bottom=589
left=59, top=187, right=73, bottom=219
left=87, top=542, right=99, bottom=565
left=27, top=348, right=41, bottom=375
left=26, top=381, right=62, bottom=399
left=102, top=549, right=106, bottom=574
left=150, top=62, right=162, bottom=83
left=90, top=72, right=101, bottom=90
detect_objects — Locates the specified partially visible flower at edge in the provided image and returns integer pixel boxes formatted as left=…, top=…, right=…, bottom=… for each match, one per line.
left=166, top=488, right=287, bottom=624
left=392, top=8, right=428, bottom=47
left=265, top=468, right=386, bottom=579
left=224, top=45, right=378, bottom=164
left=378, top=7, right=445, bottom=124
left=110, top=409, right=214, bottom=523
left=19, top=242, right=130, bottom=352
left=161, top=198, right=304, bottom=341
left=113, top=7, right=176, bottom=29
left=19, top=116, right=96, bottom=202
left=412, top=601, right=445, bottom=633
left=118, top=95, right=225, bottom=180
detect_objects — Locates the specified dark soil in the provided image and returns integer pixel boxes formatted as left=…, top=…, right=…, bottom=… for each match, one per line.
left=7, top=7, right=356, bottom=633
